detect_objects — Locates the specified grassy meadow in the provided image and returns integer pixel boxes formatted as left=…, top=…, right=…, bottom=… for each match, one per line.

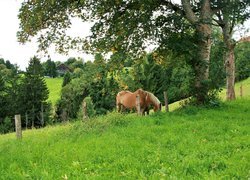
left=45, top=77, right=63, bottom=105
left=0, top=79, right=249, bottom=179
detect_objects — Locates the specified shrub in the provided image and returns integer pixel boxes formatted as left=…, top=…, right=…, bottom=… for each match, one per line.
left=0, top=117, right=14, bottom=134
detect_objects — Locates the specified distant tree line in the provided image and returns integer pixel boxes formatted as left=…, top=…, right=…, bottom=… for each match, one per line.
left=0, top=57, right=50, bottom=133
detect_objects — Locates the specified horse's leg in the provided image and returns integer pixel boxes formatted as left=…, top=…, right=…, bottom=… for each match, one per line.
left=141, top=107, right=145, bottom=116
left=120, top=104, right=124, bottom=113
left=117, top=103, right=124, bottom=113
left=142, top=106, right=149, bottom=115
left=116, top=103, right=120, bottom=112
left=142, top=109, right=146, bottom=116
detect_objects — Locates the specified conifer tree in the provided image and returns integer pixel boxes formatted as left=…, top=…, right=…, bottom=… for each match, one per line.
left=21, top=57, right=49, bottom=128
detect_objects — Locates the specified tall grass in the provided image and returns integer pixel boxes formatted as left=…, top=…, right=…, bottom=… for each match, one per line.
left=0, top=97, right=249, bottom=179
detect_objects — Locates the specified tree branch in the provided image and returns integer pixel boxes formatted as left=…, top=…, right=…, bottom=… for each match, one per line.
left=212, top=18, right=222, bottom=27
left=181, top=0, right=198, bottom=24
left=214, top=11, right=225, bottom=28
left=201, top=0, right=212, bottom=20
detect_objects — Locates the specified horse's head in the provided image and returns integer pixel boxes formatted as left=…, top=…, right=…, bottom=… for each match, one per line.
left=146, top=92, right=161, bottom=112
left=159, top=103, right=162, bottom=111
left=153, top=102, right=162, bottom=112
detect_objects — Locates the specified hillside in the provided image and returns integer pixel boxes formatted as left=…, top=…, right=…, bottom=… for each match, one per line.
left=0, top=98, right=249, bottom=178
left=45, top=77, right=63, bottom=105
left=220, top=78, right=250, bottom=99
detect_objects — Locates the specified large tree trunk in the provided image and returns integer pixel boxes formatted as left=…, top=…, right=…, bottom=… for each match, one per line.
left=224, top=43, right=236, bottom=100
left=194, top=24, right=212, bottom=103
left=223, top=26, right=236, bottom=100
left=182, top=0, right=212, bottom=104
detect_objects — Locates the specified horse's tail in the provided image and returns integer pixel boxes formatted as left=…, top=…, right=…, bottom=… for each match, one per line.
left=116, top=91, right=129, bottom=112
left=116, top=92, right=121, bottom=112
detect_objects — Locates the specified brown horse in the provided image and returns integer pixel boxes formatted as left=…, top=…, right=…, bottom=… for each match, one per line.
left=143, top=91, right=162, bottom=115
left=116, top=88, right=148, bottom=113
left=116, top=89, right=161, bottom=115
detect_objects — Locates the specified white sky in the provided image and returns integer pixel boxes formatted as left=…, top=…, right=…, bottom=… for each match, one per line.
left=0, top=0, right=249, bottom=70
left=0, top=0, right=93, bottom=70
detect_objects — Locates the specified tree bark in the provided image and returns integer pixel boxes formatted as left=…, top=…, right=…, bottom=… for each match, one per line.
left=224, top=43, right=236, bottom=100
left=194, top=24, right=212, bottom=103
left=223, top=25, right=236, bottom=100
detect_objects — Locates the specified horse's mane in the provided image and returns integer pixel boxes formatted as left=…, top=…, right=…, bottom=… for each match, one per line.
left=146, top=91, right=160, bottom=105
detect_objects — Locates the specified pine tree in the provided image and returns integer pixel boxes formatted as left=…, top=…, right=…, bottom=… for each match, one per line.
left=21, top=57, right=49, bottom=128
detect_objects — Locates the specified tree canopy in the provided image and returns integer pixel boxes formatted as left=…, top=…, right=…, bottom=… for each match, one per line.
left=17, top=0, right=250, bottom=104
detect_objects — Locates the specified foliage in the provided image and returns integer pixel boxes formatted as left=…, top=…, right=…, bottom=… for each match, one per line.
left=209, top=33, right=226, bottom=89
left=235, top=42, right=250, bottom=81
left=56, top=54, right=119, bottom=120
left=0, top=117, right=14, bottom=134
left=19, top=0, right=249, bottom=104
left=55, top=78, right=88, bottom=121
left=65, top=57, right=84, bottom=70
left=42, top=59, right=57, bottom=78
left=0, top=58, right=21, bottom=132
left=62, top=72, right=71, bottom=87
left=167, top=61, right=192, bottom=103
left=114, top=52, right=192, bottom=104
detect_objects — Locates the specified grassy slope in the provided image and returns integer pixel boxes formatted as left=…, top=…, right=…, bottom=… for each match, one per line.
left=45, top=77, right=63, bottom=105
left=220, top=78, right=250, bottom=100
left=168, top=78, right=250, bottom=111
left=0, top=79, right=249, bottom=179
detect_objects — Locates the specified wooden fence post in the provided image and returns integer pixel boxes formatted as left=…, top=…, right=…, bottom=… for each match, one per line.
left=82, top=101, right=88, bottom=120
left=136, top=95, right=142, bottom=115
left=164, top=91, right=169, bottom=112
left=61, top=109, right=67, bottom=122
left=41, top=103, right=44, bottom=127
left=25, top=112, right=28, bottom=130
left=240, top=83, right=243, bottom=97
left=15, top=114, right=22, bottom=139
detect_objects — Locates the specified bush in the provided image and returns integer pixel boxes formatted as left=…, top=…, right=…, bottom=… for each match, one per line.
left=0, top=117, right=14, bottom=134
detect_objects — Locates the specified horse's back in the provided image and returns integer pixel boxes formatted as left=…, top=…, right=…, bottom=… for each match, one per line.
left=117, top=90, right=130, bottom=97
left=116, top=90, right=131, bottom=104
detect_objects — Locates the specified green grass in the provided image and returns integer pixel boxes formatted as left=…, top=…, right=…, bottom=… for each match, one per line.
left=0, top=96, right=249, bottom=179
left=1, top=78, right=248, bottom=178
left=45, top=77, right=63, bottom=105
